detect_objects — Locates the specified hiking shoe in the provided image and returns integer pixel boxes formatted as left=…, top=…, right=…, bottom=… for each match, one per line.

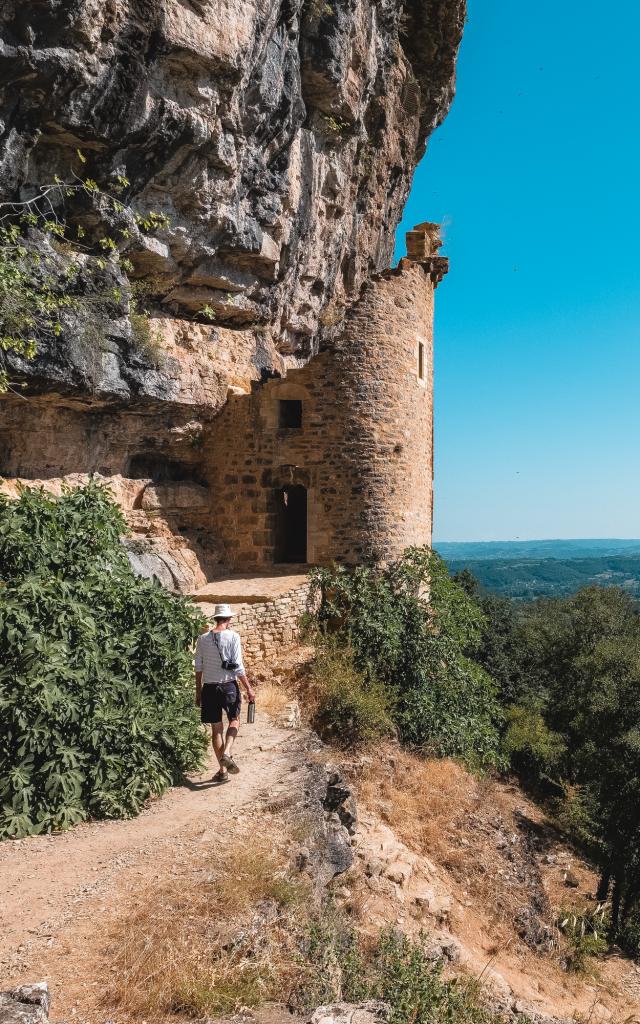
left=221, top=754, right=240, bottom=775
left=213, top=769, right=230, bottom=784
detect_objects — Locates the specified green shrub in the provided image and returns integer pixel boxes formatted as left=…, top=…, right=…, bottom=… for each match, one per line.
left=0, top=482, right=206, bottom=838
left=294, top=920, right=507, bottom=1024
left=369, top=930, right=501, bottom=1024
left=557, top=906, right=609, bottom=973
left=291, top=903, right=369, bottom=1009
left=130, top=310, right=165, bottom=367
left=310, top=549, right=504, bottom=768
left=502, top=705, right=566, bottom=781
left=618, top=905, right=640, bottom=960
left=309, top=643, right=395, bottom=746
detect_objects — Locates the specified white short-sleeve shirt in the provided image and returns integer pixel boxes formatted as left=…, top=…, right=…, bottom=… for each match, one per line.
left=194, top=629, right=245, bottom=684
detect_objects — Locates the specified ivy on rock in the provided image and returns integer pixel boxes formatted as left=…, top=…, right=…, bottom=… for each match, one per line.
left=0, top=165, right=168, bottom=393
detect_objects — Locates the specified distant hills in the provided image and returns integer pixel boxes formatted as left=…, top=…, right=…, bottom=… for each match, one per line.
left=435, top=539, right=640, bottom=601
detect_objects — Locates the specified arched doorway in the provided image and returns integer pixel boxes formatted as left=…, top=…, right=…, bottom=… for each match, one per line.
left=275, top=485, right=307, bottom=563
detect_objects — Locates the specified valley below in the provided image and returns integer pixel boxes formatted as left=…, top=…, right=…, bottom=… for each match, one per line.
left=438, top=541, right=640, bottom=600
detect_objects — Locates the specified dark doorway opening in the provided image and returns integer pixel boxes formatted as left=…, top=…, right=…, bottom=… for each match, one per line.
left=278, top=399, right=303, bottom=429
left=275, top=485, right=307, bottom=563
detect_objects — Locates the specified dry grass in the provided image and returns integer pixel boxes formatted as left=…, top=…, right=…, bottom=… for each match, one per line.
left=358, top=746, right=551, bottom=940
left=256, top=681, right=291, bottom=719
left=102, top=836, right=307, bottom=1020
left=358, top=746, right=479, bottom=862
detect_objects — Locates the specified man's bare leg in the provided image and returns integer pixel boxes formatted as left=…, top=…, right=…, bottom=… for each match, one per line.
left=225, top=720, right=239, bottom=756
left=221, top=718, right=240, bottom=773
left=212, top=723, right=226, bottom=774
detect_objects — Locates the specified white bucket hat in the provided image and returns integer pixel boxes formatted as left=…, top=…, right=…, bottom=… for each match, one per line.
left=213, top=603, right=235, bottom=619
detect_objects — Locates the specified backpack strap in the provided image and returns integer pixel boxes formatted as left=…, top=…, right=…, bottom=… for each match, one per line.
left=211, top=631, right=225, bottom=669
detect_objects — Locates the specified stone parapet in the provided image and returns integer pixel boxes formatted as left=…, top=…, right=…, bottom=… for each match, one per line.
left=193, top=574, right=312, bottom=665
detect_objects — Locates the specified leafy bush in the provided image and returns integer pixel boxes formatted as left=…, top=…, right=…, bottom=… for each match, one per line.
left=310, top=548, right=504, bottom=768
left=308, top=643, right=395, bottom=746
left=617, top=904, right=640, bottom=960
left=291, top=903, right=369, bottom=1009
left=502, top=705, right=566, bottom=783
left=369, top=930, right=500, bottom=1024
left=0, top=482, right=206, bottom=838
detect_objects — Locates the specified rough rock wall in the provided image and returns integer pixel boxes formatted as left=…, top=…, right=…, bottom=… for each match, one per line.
left=0, top=0, right=464, bottom=366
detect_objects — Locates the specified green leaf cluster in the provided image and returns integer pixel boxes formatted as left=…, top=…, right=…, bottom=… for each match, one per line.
left=309, top=548, right=504, bottom=769
left=0, top=482, right=206, bottom=839
left=295, top=919, right=509, bottom=1024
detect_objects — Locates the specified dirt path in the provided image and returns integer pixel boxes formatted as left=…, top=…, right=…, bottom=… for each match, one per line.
left=0, top=712, right=305, bottom=1017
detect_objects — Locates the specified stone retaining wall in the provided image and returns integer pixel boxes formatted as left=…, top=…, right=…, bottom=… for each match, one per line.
left=200, top=580, right=312, bottom=666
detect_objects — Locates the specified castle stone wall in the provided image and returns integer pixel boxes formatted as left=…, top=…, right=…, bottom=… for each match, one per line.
left=204, top=257, right=438, bottom=568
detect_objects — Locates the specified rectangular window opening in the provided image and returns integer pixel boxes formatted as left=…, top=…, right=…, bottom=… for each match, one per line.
left=418, top=342, right=425, bottom=381
left=279, top=399, right=303, bottom=429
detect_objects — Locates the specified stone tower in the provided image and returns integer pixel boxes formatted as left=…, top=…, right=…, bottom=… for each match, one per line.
left=204, top=223, right=448, bottom=569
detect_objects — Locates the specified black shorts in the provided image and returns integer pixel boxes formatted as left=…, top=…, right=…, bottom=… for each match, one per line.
left=201, top=682, right=241, bottom=724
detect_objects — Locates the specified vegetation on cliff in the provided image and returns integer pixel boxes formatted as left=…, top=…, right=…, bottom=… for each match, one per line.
left=0, top=170, right=168, bottom=393
left=456, top=572, right=640, bottom=956
left=0, top=482, right=206, bottom=839
left=311, top=553, right=640, bottom=962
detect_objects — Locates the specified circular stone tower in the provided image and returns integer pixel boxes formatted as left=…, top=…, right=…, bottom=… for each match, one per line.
left=202, top=223, right=447, bottom=571
left=309, top=223, right=447, bottom=564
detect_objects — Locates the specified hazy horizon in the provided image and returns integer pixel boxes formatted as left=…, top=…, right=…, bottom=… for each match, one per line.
left=434, top=536, right=640, bottom=545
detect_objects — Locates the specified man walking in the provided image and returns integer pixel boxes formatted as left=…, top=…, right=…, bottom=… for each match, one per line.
left=194, top=604, right=256, bottom=784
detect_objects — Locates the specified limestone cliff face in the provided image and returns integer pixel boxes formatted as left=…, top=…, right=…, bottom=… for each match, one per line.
left=0, top=0, right=464, bottom=586
left=0, top=0, right=464, bottom=366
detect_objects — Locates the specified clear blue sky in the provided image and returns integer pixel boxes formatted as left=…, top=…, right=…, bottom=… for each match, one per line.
left=395, top=0, right=640, bottom=542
